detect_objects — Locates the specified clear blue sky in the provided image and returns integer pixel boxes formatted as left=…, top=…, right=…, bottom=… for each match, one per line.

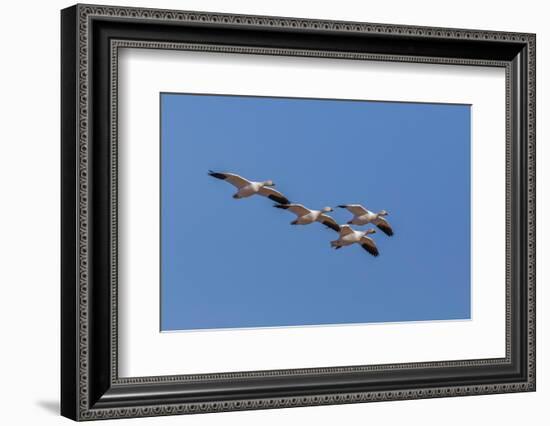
left=160, top=93, right=471, bottom=331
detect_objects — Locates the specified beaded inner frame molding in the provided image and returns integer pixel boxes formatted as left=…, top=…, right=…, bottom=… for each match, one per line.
left=61, top=4, right=535, bottom=421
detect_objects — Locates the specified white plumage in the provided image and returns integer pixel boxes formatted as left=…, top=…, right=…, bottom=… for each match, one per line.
left=208, top=171, right=290, bottom=205
left=274, top=204, right=340, bottom=232
left=330, top=225, right=379, bottom=256
left=338, top=204, right=393, bottom=236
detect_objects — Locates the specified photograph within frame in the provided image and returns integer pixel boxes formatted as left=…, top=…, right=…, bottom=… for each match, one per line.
left=160, top=92, right=472, bottom=332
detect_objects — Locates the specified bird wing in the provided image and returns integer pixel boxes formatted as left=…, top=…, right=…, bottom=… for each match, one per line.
left=339, top=224, right=355, bottom=236
left=273, top=203, right=310, bottom=216
left=208, top=171, right=250, bottom=188
left=319, top=214, right=340, bottom=232
left=258, top=187, right=290, bottom=205
left=339, top=204, right=368, bottom=216
left=374, top=217, right=394, bottom=236
left=360, top=236, right=379, bottom=257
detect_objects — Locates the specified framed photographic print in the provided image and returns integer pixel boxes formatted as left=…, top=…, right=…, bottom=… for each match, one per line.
left=61, top=4, right=536, bottom=421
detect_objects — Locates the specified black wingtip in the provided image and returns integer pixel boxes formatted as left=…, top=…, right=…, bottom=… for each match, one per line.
left=337, top=205, right=347, bottom=208
left=361, top=244, right=379, bottom=257
left=377, top=224, right=394, bottom=237
left=322, top=221, right=341, bottom=232
left=268, top=195, right=291, bottom=205
left=273, top=204, right=289, bottom=209
left=208, top=170, right=227, bottom=180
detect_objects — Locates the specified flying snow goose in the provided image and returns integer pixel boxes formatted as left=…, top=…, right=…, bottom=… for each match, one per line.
left=330, top=225, right=379, bottom=257
left=337, top=204, right=393, bottom=236
left=274, top=204, right=340, bottom=232
left=208, top=171, right=290, bottom=204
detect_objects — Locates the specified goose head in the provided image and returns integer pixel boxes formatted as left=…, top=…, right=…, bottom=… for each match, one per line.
left=262, top=180, right=275, bottom=187
left=365, top=229, right=377, bottom=235
left=378, top=210, right=389, bottom=216
left=321, top=207, right=334, bottom=213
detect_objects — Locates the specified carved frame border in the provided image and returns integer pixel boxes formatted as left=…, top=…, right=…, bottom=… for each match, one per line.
left=62, top=3, right=535, bottom=421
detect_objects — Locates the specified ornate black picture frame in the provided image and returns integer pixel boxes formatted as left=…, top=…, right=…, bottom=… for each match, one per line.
left=61, top=4, right=535, bottom=421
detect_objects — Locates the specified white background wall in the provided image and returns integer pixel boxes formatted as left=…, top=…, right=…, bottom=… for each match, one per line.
left=0, top=0, right=546, bottom=424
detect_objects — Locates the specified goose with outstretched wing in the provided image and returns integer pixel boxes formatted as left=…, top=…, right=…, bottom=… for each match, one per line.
left=337, top=204, right=393, bottom=236
left=208, top=171, right=290, bottom=205
left=330, top=224, right=379, bottom=257
left=274, top=203, right=340, bottom=232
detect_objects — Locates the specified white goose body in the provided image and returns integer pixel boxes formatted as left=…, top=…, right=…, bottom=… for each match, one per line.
left=208, top=171, right=290, bottom=205
left=351, top=210, right=378, bottom=225
left=295, top=210, right=323, bottom=224
left=235, top=181, right=263, bottom=198
left=274, top=204, right=340, bottom=232
left=330, top=225, right=379, bottom=256
left=338, top=204, right=393, bottom=236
